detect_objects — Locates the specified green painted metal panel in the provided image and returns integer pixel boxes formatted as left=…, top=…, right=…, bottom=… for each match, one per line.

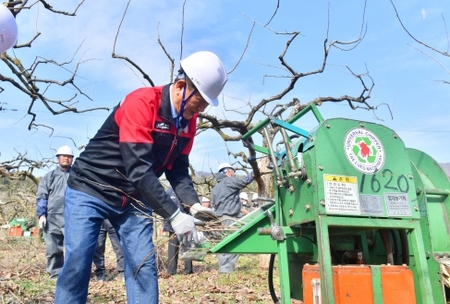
left=407, top=148, right=450, bottom=304
left=311, top=118, right=419, bottom=220
left=371, top=265, right=383, bottom=304
left=207, top=204, right=315, bottom=255
left=191, top=104, right=450, bottom=303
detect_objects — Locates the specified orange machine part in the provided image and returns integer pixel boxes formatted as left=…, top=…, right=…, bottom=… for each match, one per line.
left=30, top=226, right=39, bottom=237
left=9, top=226, right=22, bottom=236
left=302, top=264, right=416, bottom=304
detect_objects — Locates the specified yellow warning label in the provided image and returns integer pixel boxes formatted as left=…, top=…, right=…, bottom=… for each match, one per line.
left=324, top=174, right=360, bottom=215
left=324, top=174, right=357, bottom=184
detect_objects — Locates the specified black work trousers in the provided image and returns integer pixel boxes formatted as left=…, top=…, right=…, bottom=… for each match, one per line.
left=167, top=232, right=193, bottom=275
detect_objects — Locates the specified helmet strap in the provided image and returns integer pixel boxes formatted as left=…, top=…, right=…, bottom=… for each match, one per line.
left=177, top=82, right=197, bottom=129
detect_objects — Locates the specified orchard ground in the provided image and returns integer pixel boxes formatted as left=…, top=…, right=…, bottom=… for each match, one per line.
left=0, top=228, right=304, bottom=304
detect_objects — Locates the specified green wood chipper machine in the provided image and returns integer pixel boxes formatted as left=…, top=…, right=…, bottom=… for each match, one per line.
left=184, top=103, right=450, bottom=304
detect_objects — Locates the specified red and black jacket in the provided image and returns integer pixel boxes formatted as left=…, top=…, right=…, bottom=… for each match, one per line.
left=67, top=84, right=199, bottom=219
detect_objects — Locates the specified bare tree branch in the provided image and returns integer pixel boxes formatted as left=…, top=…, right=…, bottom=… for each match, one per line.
left=228, top=22, right=255, bottom=74
left=157, top=23, right=176, bottom=82
left=193, top=3, right=373, bottom=197
left=38, top=0, right=86, bottom=16
left=0, top=150, right=52, bottom=185
left=389, top=0, right=450, bottom=57
left=263, top=0, right=279, bottom=27
left=179, top=0, right=187, bottom=61
left=1, top=2, right=111, bottom=131
left=112, top=0, right=155, bottom=87
left=1, top=50, right=111, bottom=129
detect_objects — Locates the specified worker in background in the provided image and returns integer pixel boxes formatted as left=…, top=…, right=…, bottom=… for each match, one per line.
left=239, top=192, right=250, bottom=214
left=54, top=51, right=226, bottom=303
left=93, top=219, right=124, bottom=281
left=211, top=162, right=254, bottom=273
left=36, top=145, right=74, bottom=278
left=251, top=192, right=259, bottom=210
left=163, top=188, right=193, bottom=276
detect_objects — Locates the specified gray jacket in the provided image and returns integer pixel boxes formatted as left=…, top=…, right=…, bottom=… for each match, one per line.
left=36, top=166, right=71, bottom=216
left=211, top=172, right=253, bottom=217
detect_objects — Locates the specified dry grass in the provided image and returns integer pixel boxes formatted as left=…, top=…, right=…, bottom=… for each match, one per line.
left=0, top=229, right=283, bottom=303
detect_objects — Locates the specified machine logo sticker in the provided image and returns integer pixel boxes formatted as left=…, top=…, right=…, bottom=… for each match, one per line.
left=344, top=128, right=385, bottom=174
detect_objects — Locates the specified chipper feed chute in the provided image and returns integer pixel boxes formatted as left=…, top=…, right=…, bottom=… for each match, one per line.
left=182, top=103, right=450, bottom=304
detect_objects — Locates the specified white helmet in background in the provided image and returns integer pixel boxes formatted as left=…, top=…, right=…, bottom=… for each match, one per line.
left=218, top=162, right=233, bottom=173
left=180, top=51, right=228, bottom=107
left=56, top=145, right=74, bottom=157
left=240, top=192, right=248, bottom=206
left=252, top=193, right=259, bottom=208
left=239, top=192, right=248, bottom=201
left=201, top=197, right=211, bottom=203
left=0, top=5, right=18, bottom=53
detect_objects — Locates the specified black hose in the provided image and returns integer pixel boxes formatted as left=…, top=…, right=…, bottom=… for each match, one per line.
left=268, top=254, right=280, bottom=304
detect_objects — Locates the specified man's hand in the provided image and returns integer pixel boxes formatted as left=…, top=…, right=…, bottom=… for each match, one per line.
left=190, top=203, right=217, bottom=221
left=39, top=215, right=47, bottom=230
left=169, top=209, right=198, bottom=247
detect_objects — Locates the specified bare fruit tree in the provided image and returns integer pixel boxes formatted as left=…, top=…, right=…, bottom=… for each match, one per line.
left=193, top=2, right=379, bottom=199
left=1, top=0, right=383, bottom=222
left=1, top=1, right=110, bottom=131
left=0, top=1, right=106, bottom=221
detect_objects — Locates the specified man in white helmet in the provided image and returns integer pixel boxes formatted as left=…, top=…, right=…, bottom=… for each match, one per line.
left=55, top=51, right=227, bottom=303
left=251, top=192, right=259, bottom=210
left=239, top=192, right=249, bottom=209
left=36, top=145, right=74, bottom=278
left=211, top=162, right=254, bottom=273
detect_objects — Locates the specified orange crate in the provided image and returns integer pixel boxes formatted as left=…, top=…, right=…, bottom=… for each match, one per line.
left=9, top=226, right=22, bottom=236
left=302, top=264, right=416, bottom=304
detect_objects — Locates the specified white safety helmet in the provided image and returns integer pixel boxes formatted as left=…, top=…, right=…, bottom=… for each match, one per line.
left=180, top=51, right=228, bottom=107
left=239, top=192, right=248, bottom=201
left=252, top=193, right=259, bottom=207
left=218, top=162, right=233, bottom=173
left=201, top=197, right=211, bottom=203
left=56, top=145, right=74, bottom=157
left=0, top=5, right=18, bottom=53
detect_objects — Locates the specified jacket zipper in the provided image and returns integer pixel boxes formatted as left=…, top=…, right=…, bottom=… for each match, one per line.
left=154, top=121, right=179, bottom=175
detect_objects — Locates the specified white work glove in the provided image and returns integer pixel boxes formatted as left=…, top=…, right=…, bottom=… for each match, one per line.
left=170, top=209, right=198, bottom=247
left=39, top=215, right=47, bottom=230
left=197, top=231, right=207, bottom=244
left=190, top=203, right=217, bottom=221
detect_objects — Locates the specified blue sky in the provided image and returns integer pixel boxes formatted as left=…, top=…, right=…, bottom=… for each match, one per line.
left=0, top=0, right=449, bottom=176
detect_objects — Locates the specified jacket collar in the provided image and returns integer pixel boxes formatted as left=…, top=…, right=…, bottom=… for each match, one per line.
left=159, top=84, right=189, bottom=129
left=215, top=172, right=227, bottom=182
left=159, top=84, right=173, bottom=122
left=57, top=165, right=71, bottom=173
